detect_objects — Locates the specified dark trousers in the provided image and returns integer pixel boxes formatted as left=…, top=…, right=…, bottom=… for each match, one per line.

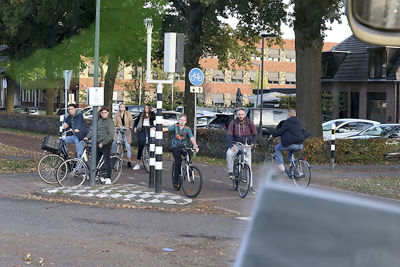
left=136, top=128, right=149, bottom=160
left=172, top=147, right=187, bottom=186
left=97, top=142, right=112, bottom=178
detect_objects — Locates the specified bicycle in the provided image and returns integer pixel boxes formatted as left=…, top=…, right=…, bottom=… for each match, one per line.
left=142, top=131, right=150, bottom=173
left=37, top=129, right=73, bottom=184
left=171, top=145, right=203, bottom=198
left=231, top=142, right=254, bottom=198
left=264, top=149, right=311, bottom=188
left=114, top=127, right=127, bottom=160
left=56, top=140, right=123, bottom=187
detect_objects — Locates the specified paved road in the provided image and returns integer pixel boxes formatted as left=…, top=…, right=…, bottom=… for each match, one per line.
left=0, top=196, right=245, bottom=266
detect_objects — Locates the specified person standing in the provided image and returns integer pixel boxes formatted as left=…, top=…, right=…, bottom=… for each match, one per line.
left=63, top=104, right=88, bottom=158
left=112, top=103, right=134, bottom=167
left=133, top=104, right=155, bottom=170
left=226, top=109, right=258, bottom=194
left=163, top=114, right=199, bottom=190
left=85, top=107, right=114, bottom=184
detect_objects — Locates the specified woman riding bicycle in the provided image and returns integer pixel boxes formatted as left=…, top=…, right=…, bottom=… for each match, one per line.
left=133, top=104, right=155, bottom=170
left=270, top=109, right=310, bottom=172
left=162, top=114, right=199, bottom=191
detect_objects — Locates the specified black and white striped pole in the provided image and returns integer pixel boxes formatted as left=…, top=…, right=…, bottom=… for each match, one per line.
left=331, top=123, right=335, bottom=169
left=155, top=83, right=163, bottom=193
left=148, top=128, right=155, bottom=188
left=59, top=115, right=64, bottom=136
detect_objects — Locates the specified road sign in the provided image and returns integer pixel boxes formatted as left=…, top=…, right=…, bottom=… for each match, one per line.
left=188, top=68, right=204, bottom=86
left=63, top=70, right=73, bottom=90
left=87, top=87, right=104, bottom=106
left=190, top=86, right=203, bottom=94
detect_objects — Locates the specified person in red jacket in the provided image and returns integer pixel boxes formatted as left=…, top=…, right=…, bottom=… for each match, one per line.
left=226, top=109, right=258, bottom=193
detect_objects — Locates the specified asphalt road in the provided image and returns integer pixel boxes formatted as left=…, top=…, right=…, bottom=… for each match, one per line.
left=0, top=196, right=246, bottom=266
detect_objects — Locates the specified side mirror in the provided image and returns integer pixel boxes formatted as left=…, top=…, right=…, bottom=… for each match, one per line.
left=345, top=0, right=400, bottom=45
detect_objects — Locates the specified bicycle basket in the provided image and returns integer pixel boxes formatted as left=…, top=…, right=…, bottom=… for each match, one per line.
left=41, top=136, right=61, bottom=154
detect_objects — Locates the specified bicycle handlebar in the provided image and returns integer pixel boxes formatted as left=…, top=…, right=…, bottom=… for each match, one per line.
left=235, top=142, right=255, bottom=148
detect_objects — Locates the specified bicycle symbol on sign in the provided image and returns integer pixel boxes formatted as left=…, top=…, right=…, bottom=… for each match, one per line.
left=188, top=68, right=204, bottom=86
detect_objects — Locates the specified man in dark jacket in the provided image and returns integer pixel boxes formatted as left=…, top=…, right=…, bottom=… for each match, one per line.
left=271, top=109, right=306, bottom=171
left=63, top=104, right=88, bottom=158
left=226, top=109, right=258, bottom=193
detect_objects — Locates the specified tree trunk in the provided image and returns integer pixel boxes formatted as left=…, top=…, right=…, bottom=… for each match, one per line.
left=104, top=56, right=119, bottom=114
left=183, top=2, right=206, bottom=127
left=294, top=0, right=324, bottom=137
left=6, top=78, right=15, bottom=112
left=45, top=88, right=57, bottom=115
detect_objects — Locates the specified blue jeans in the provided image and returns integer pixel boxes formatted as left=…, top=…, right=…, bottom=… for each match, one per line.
left=64, top=135, right=85, bottom=158
left=112, top=133, right=131, bottom=158
left=274, top=143, right=303, bottom=165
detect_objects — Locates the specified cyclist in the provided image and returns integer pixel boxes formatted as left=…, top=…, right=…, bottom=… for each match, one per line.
left=133, top=104, right=155, bottom=170
left=112, top=103, right=134, bottom=167
left=63, top=104, right=88, bottom=158
left=163, top=114, right=199, bottom=190
left=270, top=109, right=309, bottom=172
left=85, top=107, right=114, bottom=184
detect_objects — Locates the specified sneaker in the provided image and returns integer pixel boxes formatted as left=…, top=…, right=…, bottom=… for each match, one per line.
left=248, top=187, right=256, bottom=194
left=127, top=161, right=132, bottom=168
left=132, top=164, right=140, bottom=170
left=227, top=172, right=235, bottom=180
left=173, top=184, right=181, bottom=191
left=278, top=164, right=285, bottom=172
left=103, top=178, right=112, bottom=185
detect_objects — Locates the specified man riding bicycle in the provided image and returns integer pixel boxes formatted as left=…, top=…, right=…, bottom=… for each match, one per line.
left=270, top=109, right=310, bottom=172
left=163, top=114, right=199, bottom=191
left=226, top=109, right=258, bottom=193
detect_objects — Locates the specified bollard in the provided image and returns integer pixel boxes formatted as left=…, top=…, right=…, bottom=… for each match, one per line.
left=155, top=83, right=163, bottom=193
left=330, top=123, right=335, bottom=169
left=149, top=128, right=155, bottom=188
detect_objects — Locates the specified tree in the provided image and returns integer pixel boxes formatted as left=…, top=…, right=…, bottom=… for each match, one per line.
left=0, top=0, right=95, bottom=113
left=291, top=0, right=342, bottom=137
left=160, top=0, right=285, bottom=126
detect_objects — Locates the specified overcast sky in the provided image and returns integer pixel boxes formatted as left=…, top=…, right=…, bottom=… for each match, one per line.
left=282, top=14, right=353, bottom=43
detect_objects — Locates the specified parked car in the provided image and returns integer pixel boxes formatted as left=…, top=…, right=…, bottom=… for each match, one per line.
left=197, top=114, right=216, bottom=128
left=163, top=111, right=180, bottom=126
left=15, top=107, right=40, bottom=115
left=347, top=124, right=400, bottom=140
left=208, top=113, right=234, bottom=130
left=323, top=118, right=381, bottom=141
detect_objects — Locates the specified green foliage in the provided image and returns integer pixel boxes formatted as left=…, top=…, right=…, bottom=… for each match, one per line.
left=279, top=95, right=296, bottom=109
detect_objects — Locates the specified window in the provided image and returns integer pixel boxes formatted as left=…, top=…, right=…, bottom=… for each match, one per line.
left=285, top=72, right=296, bottom=84
left=286, top=50, right=295, bottom=62
left=231, top=70, right=243, bottom=83
left=117, top=66, right=125, bottom=79
left=369, top=49, right=387, bottom=79
left=268, top=49, right=280, bottom=61
left=268, top=72, right=279, bottom=84
left=212, top=70, right=224, bottom=82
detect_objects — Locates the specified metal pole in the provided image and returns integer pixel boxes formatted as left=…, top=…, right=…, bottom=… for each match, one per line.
left=64, top=86, right=68, bottom=116
left=155, top=83, right=163, bottom=193
left=149, top=128, right=155, bottom=187
left=194, top=92, right=197, bottom=140
left=330, top=123, right=335, bottom=169
left=259, top=36, right=265, bottom=134
left=256, top=65, right=260, bottom=108
left=145, top=20, right=152, bottom=82
left=90, top=0, right=100, bottom=187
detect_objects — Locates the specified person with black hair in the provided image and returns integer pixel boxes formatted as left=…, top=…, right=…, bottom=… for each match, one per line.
left=133, top=104, right=155, bottom=170
left=63, top=104, right=88, bottom=158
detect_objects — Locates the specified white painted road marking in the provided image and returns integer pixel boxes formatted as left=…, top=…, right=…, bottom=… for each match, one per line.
left=236, top=217, right=251, bottom=221
left=209, top=179, right=223, bottom=183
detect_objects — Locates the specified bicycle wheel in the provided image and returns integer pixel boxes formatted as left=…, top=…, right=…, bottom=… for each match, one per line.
left=238, top=164, right=251, bottom=198
left=182, top=165, right=203, bottom=198
left=37, top=154, right=64, bottom=184
left=263, top=154, right=276, bottom=166
left=116, top=143, right=123, bottom=159
left=98, top=156, right=123, bottom=184
left=56, top=158, right=87, bottom=187
left=142, top=147, right=150, bottom=173
left=292, top=160, right=311, bottom=188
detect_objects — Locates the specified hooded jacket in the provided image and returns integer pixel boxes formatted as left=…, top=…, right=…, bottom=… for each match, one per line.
left=272, top=116, right=305, bottom=146
left=226, top=117, right=258, bottom=148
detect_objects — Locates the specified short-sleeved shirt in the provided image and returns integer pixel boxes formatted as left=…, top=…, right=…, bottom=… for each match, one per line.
left=168, top=124, right=193, bottom=148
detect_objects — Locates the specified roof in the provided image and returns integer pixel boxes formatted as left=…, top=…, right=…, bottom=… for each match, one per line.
left=329, top=35, right=381, bottom=53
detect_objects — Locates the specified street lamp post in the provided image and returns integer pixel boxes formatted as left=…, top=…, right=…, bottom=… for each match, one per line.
left=259, top=32, right=276, bottom=134
left=252, top=62, right=261, bottom=108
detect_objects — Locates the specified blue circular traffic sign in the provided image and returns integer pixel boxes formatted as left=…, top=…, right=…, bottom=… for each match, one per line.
left=188, top=68, right=204, bottom=86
